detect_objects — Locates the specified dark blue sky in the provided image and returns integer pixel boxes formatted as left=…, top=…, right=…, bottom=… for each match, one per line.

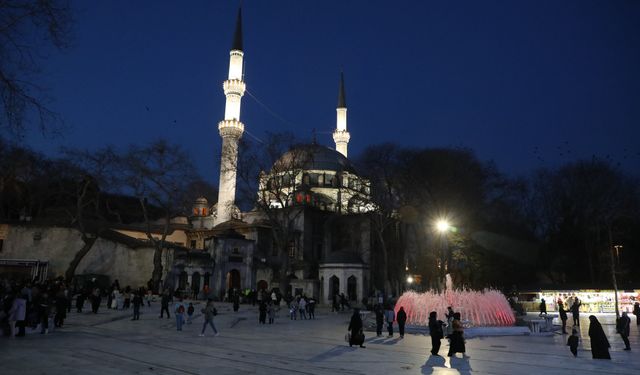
left=25, top=0, right=640, bottom=183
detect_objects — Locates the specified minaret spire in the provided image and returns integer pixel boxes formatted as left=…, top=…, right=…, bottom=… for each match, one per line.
left=215, top=7, right=246, bottom=224
left=231, top=7, right=243, bottom=51
left=337, top=71, right=346, bottom=108
left=333, top=71, right=350, bottom=158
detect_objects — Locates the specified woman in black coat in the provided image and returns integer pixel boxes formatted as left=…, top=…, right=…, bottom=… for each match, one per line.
left=588, top=315, right=610, bottom=359
left=348, top=308, right=366, bottom=348
left=428, top=311, right=445, bottom=356
left=447, top=312, right=466, bottom=357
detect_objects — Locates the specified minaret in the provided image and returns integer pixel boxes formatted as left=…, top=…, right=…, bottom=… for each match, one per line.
left=333, top=72, right=350, bottom=158
left=215, top=8, right=245, bottom=225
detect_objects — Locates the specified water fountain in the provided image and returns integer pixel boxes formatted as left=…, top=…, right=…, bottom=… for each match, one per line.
left=395, top=274, right=515, bottom=327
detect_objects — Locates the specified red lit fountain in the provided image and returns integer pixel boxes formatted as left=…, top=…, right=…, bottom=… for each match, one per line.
left=395, top=275, right=515, bottom=327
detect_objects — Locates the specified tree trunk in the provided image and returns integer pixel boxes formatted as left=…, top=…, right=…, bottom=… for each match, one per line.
left=65, top=236, right=98, bottom=282
left=151, top=245, right=164, bottom=293
left=376, top=230, right=390, bottom=296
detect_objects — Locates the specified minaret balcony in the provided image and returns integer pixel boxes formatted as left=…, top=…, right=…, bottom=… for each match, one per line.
left=218, top=120, right=244, bottom=138
left=333, top=130, right=351, bottom=143
left=223, top=79, right=246, bottom=96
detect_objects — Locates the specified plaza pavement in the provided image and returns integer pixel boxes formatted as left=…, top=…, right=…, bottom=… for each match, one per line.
left=1, top=301, right=640, bottom=375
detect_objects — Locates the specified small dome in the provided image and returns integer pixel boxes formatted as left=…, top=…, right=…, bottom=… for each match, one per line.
left=195, top=197, right=208, bottom=205
left=273, top=144, right=357, bottom=174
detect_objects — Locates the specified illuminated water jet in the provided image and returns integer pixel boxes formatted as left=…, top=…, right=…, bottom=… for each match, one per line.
left=395, top=275, right=515, bottom=327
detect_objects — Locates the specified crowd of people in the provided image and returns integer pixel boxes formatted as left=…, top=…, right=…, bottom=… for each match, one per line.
left=4, top=276, right=639, bottom=364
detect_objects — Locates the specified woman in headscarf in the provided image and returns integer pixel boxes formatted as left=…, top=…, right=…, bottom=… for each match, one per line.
left=588, top=315, right=610, bottom=359
left=428, top=311, right=445, bottom=356
left=447, top=312, right=466, bottom=357
left=347, top=308, right=366, bottom=348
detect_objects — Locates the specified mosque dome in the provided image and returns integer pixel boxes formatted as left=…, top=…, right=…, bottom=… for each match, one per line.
left=273, top=144, right=358, bottom=174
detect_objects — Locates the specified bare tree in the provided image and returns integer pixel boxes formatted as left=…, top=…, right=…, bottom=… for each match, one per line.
left=120, top=140, right=198, bottom=292
left=357, top=143, right=404, bottom=295
left=0, top=0, right=72, bottom=136
left=57, top=147, right=118, bottom=281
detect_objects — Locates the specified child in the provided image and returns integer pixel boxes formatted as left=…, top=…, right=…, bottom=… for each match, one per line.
left=187, top=302, right=194, bottom=324
left=567, top=328, right=579, bottom=357
left=268, top=303, right=275, bottom=324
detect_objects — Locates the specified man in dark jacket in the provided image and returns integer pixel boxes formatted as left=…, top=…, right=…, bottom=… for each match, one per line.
left=617, top=312, right=631, bottom=350
left=159, top=292, right=171, bottom=318
left=132, top=292, right=143, bottom=321
left=375, top=304, right=384, bottom=337
left=558, top=301, right=568, bottom=334
left=571, top=299, right=581, bottom=326
left=397, top=306, right=407, bottom=338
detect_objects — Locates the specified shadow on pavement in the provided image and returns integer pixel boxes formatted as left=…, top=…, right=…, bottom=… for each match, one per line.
left=308, top=345, right=357, bottom=362
left=420, top=355, right=446, bottom=374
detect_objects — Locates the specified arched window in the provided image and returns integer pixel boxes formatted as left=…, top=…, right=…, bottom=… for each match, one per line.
left=347, top=275, right=357, bottom=301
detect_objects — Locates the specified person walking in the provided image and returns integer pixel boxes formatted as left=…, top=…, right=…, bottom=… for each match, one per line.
left=616, top=312, right=631, bottom=351
left=232, top=291, right=240, bottom=312
left=633, top=302, right=640, bottom=327
left=588, top=315, right=610, bottom=359
left=539, top=298, right=547, bottom=317
left=174, top=297, right=186, bottom=331
left=54, top=289, right=67, bottom=328
left=332, top=293, right=339, bottom=313
left=159, top=291, right=171, bottom=319
left=375, top=304, right=384, bottom=337
left=567, top=328, right=579, bottom=357
left=259, top=301, right=267, bottom=324
left=559, top=301, right=568, bottom=334
left=307, top=297, right=316, bottom=319
left=347, top=308, right=366, bottom=348
left=397, top=306, right=407, bottom=338
left=571, top=299, right=581, bottom=326
left=132, top=292, right=142, bottom=321
left=199, top=299, right=219, bottom=337
left=187, top=302, right=195, bottom=324
left=91, top=287, right=101, bottom=314
left=384, top=305, right=395, bottom=337
left=445, top=306, right=455, bottom=336
left=38, top=292, right=51, bottom=334
left=298, top=297, right=307, bottom=320
left=76, top=291, right=85, bottom=313
left=447, top=312, right=466, bottom=357
left=267, top=302, right=276, bottom=324
left=428, top=311, right=445, bottom=356
left=289, top=299, right=298, bottom=320
left=145, top=289, right=153, bottom=307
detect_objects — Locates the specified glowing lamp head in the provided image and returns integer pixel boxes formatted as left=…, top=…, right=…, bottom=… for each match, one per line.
left=406, top=276, right=414, bottom=284
left=436, top=219, right=450, bottom=233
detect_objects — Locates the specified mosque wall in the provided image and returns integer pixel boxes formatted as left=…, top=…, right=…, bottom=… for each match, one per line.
left=1, top=225, right=155, bottom=288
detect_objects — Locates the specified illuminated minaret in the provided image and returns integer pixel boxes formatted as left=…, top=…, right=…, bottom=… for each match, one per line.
left=333, top=72, right=350, bottom=157
left=215, top=8, right=245, bottom=224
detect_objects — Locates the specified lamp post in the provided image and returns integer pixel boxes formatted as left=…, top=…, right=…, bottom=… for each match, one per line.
left=435, top=219, right=451, bottom=285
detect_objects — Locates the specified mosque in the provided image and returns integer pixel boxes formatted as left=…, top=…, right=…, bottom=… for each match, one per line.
left=180, top=8, right=377, bottom=303
left=0, top=8, right=394, bottom=304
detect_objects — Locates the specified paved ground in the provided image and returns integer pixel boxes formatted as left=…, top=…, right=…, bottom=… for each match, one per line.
left=2, top=301, right=640, bottom=375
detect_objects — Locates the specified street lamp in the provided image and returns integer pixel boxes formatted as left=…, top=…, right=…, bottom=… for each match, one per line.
left=406, top=276, right=414, bottom=284
left=436, top=219, right=450, bottom=233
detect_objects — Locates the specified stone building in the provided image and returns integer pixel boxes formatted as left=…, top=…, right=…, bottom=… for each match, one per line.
left=0, top=7, right=389, bottom=304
